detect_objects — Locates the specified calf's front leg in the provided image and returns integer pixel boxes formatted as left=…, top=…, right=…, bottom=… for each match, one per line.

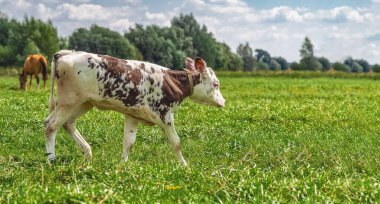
left=122, top=115, right=139, bottom=162
left=162, top=122, right=188, bottom=166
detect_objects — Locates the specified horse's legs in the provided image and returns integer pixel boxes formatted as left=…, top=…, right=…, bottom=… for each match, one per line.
left=62, top=102, right=93, bottom=158
left=29, top=74, right=32, bottom=89
left=36, top=75, right=40, bottom=90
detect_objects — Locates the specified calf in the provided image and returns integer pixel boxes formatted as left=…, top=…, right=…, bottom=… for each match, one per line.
left=44, top=50, right=225, bottom=165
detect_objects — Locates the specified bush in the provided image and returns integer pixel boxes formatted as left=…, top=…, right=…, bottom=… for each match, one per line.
left=317, top=57, right=331, bottom=71
left=290, top=62, right=301, bottom=70
left=0, top=45, right=16, bottom=65
left=351, top=61, right=363, bottom=73
left=300, top=57, right=322, bottom=71
left=255, top=61, right=269, bottom=71
left=270, top=59, right=281, bottom=71
left=372, top=64, right=380, bottom=73
left=332, top=62, right=351, bottom=72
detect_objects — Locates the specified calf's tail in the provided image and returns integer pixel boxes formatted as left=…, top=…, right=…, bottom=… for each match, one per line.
left=49, top=54, right=60, bottom=113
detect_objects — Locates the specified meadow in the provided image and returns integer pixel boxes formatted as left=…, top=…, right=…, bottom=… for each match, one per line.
left=0, top=73, right=380, bottom=203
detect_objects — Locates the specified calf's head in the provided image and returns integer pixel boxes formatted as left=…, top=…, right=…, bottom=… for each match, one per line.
left=186, top=57, right=225, bottom=108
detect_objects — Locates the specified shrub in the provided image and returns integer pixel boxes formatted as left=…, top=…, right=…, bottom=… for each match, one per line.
left=351, top=61, right=363, bottom=73
left=269, top=59, right=281, bottom=71
left=332, top=62, right=351, bottom=72
left=255, top=61, right=269, bottom=71
left=372, top=64, right=380, bottom=72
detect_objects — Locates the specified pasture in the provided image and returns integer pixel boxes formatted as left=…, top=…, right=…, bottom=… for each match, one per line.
left=0, top=74, right=379, bottom=203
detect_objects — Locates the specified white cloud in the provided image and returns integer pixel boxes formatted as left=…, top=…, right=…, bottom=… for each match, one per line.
left=109, top=18, right=132, bottom=32
left=57, top=3, right=112, bottom=21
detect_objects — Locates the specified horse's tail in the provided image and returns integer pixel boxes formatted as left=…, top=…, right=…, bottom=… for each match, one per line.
left=39, top=57, right=48, bottom=81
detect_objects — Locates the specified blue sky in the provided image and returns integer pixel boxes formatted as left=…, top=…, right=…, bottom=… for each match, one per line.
left=1, top=0, right=380, bottom=64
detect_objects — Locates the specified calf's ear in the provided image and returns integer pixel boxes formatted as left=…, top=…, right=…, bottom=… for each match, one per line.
left=185, top=57, right=196, bottom=71
left=194, top=57, right=206, bottom=73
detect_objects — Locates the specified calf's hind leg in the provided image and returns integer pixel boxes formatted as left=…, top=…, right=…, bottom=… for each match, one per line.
left=62, top=102, right=94, bottom=158
left=45, top=106, right=76, bottom=161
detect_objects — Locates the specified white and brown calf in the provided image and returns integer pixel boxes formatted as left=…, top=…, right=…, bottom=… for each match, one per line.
left=44, top=50, right=225, bottom=165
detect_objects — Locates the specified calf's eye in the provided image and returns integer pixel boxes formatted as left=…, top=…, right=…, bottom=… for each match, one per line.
left=213, top=82, right=219, bottom=88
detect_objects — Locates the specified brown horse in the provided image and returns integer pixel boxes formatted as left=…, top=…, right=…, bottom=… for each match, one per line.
left=19, top=54, right=48, bottom=90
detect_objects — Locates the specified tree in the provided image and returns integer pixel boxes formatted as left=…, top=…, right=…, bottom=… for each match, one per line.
left=343, top=57, right=368, bottom=72
left=255, top=49, right=271, bottom=65
left=372, top=64, right=380, bottom=72
left=299, top=57, right=322, bottom=71
left=300, top=37, right=314, bottom=59
left=269, top=59, right=281, bottom=71
left=351, top=61, right=363, bottom=73
left=299, top=37, right=321, bottom=70
left=58, top=37, right=69, bottom=50
left=255, top=61, right=269, bottom=71
left=0, top=16, right=59, bottom=66
left=332, top=62, right=350, bottom=72
left=171, top=14, right=218, bottom=67
left=356, top=59, right=371, bottom=72
left=272, top=57, right=288, bottom=70
left=226, top=53, right=243, bottom=71
left=317, top=57, right=331, bottom=71
left=290, top=62, right=301, bottom=70
left=126, top=24, right=191, bottom=69
left=70, top=24, right=141, bottom=60
left=344, top=57, right=354, bottom=67
left=237, top=42, right=255, bottom=71
left=0, top=12, right=10, bottom=45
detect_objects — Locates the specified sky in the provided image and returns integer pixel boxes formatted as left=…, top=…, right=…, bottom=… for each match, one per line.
left=1, top=0, right=380, bottom=64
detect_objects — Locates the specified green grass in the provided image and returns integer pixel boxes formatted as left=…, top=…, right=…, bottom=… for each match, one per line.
left=0, top=75, right=380, bottom=203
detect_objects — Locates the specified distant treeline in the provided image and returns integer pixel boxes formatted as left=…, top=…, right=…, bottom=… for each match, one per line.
left=1, top=11, right=379, bottom=72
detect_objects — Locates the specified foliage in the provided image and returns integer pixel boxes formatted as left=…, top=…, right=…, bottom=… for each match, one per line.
left=255, top=60, right=269, bottom=71
left=0, top=45, right=15, bottom=65
left=300, top=37, right=314, bottom=58
left=290, top=62, right=301, bottom=70
left=344, top=57, right=354, bottom=67
left=272, top=57, right=288, bottom=70
left=372, top=64, right=380, bottom=72
left=171, top=14, right=218, bottom=68
left=0, top=16, right=59, bottom=66
left=299, top=37, right=322, bottom=71
left=343, top=57, right=370, bottom=73
left=317, top=57, right=331, bottom=71
left=70, top=25, right=141, bottom=60
left=225, top=52, right=243, bottom=71
left=299, top=57, right=322, bottom=71
left=1, top=76, right=380, bottom=202
left=269, top=59, right=281, bottom=71
left=356, top=59, right=371, bottom=72
left=237, top=42, right=255, bottom=71
left=126, top=24, right=193, bottom=69
left=351, top=61, right=363, bottom=73
left=332, top=62, right=351, bottom=72
left=255, top=49, right=271, bottom=65
left=58, top=37, right=69, bottom=50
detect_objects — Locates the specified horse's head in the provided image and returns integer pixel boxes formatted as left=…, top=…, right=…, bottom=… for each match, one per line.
left=19, top=73, right=26, bottom=90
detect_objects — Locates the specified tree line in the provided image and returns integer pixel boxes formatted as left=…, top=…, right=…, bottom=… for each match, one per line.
left=1, top=11, right=379, bottom=72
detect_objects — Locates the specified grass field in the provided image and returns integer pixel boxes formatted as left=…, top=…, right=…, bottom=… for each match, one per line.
left=1, top=75, right=380, bottom=203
